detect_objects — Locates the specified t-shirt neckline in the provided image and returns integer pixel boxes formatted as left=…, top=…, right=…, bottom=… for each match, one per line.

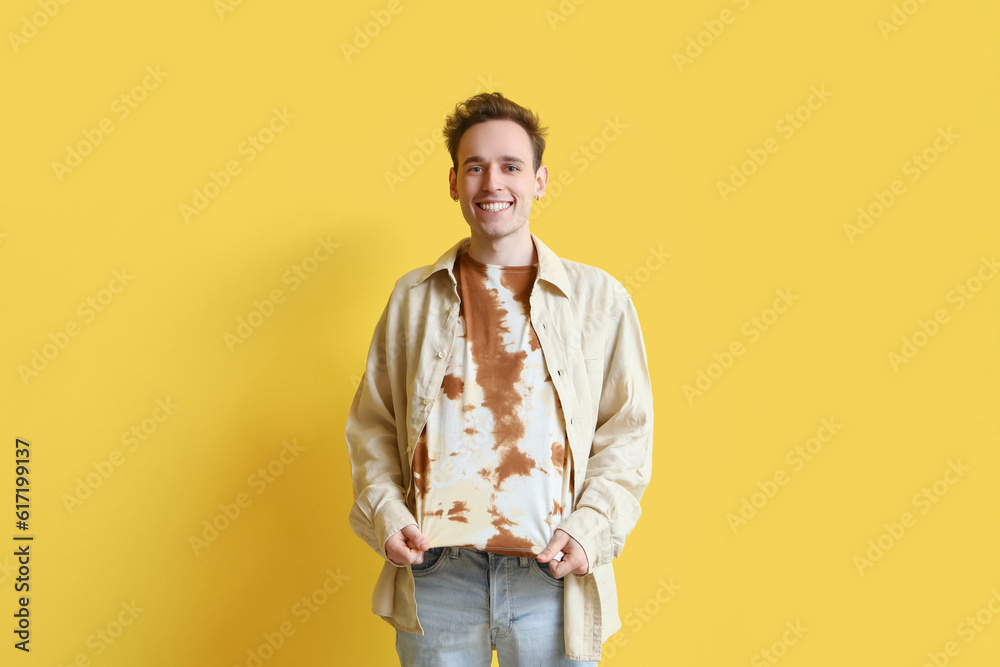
left=460, top=250, right=537, bottom=273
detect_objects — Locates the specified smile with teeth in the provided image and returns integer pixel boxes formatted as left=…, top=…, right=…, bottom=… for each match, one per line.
left=477, top=201, right=512, bottom=212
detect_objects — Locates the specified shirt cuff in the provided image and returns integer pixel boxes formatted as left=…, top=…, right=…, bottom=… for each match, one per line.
left=555, top=506, right=613, bottom=573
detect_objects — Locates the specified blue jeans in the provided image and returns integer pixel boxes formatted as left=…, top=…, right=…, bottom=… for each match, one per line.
left=395, top=546, right=598, bottom=667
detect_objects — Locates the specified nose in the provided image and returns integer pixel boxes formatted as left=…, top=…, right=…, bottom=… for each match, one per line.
left=482, top=166, right=503, bottom=192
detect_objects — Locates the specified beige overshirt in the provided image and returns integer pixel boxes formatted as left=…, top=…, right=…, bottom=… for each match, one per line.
left=345, top=234, right=654, bottom=661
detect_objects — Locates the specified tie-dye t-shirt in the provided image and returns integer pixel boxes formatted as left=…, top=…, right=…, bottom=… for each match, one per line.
left=409, top=250, right=573, bottom=557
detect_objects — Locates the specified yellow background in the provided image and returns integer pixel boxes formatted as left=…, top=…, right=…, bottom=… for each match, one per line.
left=2, top=0, right=998, bottom=665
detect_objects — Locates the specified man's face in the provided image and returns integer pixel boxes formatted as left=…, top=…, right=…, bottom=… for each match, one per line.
left=449, top=119, right=547, bottom=247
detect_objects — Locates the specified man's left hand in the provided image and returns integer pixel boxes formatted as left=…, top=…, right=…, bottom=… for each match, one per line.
left=537, top=528, right=589, bottom=578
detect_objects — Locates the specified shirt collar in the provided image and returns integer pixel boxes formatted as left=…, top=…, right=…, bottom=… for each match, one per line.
left=414, top=234, right=571, bottom=298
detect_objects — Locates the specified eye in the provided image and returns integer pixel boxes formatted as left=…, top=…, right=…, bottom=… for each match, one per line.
left=469, top=166, right=483, bottom=173
left=505, top=165, right=519, bottom=172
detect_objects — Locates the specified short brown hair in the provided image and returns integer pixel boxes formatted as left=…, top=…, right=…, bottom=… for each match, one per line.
left=444, top=92, right=548, bottom=173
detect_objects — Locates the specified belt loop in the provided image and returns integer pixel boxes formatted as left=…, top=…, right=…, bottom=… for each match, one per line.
left=449, top=547, right=460, bottom=559
left=518, top=556, right=529, bottom=567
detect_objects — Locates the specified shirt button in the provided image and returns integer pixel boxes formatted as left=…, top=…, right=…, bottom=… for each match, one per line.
left=437, top=351, right=445, bottom=359
left=422, top=398, right=430, bottom=405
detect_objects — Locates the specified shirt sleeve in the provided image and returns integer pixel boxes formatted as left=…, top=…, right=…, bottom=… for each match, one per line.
left=555, top=292, right=654, bottom=573
left=345, top=298, right=419, bottom=565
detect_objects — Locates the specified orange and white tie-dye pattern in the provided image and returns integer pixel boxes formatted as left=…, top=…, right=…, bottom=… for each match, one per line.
left=411, top=251, right=572, bottom=557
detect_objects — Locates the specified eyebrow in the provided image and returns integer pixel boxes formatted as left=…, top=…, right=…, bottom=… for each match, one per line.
left=462, top=154, right=526, bottom=166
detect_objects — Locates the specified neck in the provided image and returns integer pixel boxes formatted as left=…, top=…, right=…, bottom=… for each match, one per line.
left=466, top=229, right=536, bottom=266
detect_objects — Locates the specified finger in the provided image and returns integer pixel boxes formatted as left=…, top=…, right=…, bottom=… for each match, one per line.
left=388, top=542, right=423, bottom=566
left=553, top=530, right=589, bottom=575
left=550, top=556, right=572, bottom=579
left=386, top=529, right=418, bottom=564
left=401, top=524, right=430, bottom=550
left=540, top=549, right=565, bottom=566
left=405, top=537, right=429, bottom=552
left=401, top=524, right=424, bottom=539
left=537, top=533, right=568, bottom=562
left=553, top=547, right=587, bottom=578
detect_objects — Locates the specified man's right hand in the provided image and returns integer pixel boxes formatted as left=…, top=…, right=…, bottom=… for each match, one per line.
left=385, top=524, right=430, bottom=566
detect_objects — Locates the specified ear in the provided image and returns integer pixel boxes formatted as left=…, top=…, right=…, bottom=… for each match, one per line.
left=534, top=164, right=549, bottom=199
left=448, top=167, right=458, bottom=199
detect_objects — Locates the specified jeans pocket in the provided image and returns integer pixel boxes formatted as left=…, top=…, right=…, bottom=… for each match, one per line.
left=410, top=546, right=446, bottom=576
left=530, top=559, right=564, bottom=587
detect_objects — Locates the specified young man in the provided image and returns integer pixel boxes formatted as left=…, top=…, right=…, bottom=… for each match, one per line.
left=346, top=92, right=654, bottom=665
